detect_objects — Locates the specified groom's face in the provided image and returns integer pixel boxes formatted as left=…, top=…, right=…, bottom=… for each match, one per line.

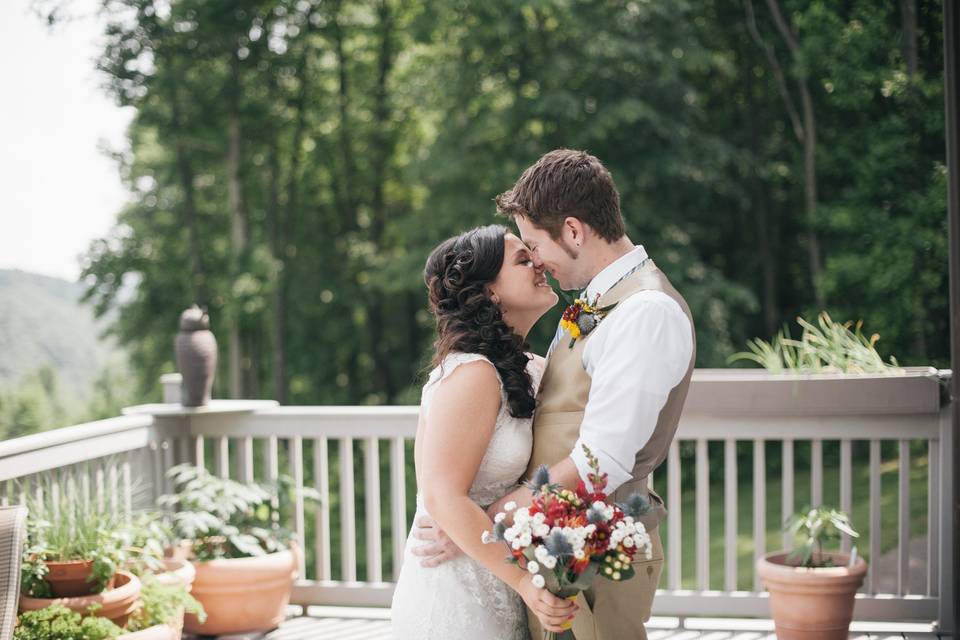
left=514, top=215, right=585, bottom=291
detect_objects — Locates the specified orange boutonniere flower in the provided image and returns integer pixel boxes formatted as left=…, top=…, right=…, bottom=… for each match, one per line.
left=559, top=294, right=618, bottom=348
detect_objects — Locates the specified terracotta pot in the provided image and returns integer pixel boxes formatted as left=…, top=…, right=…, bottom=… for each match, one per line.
left=155, top=558, right=196, bottom=590
left=19, top=570, right=142, bottom=627
left=119, top=619, right=179, bottom=640
left=43, top=559, right=115, bottom=597
left=183, top=548, right=298, bottom=635
left=757, top=551, right=868, bottom=640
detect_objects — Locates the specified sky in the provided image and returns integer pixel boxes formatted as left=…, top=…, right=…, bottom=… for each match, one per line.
left=0, top=0, right=133, bottom=282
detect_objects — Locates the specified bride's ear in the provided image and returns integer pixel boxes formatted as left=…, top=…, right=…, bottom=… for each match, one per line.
left=488, top=288, right=501, bottom=306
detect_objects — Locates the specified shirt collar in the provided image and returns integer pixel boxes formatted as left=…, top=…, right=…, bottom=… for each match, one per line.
left=583, top=245, right=649, bottom=301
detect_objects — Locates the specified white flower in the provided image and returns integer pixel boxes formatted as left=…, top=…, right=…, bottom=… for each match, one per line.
left=542, top=555, right=557, bottom=569
left=532, top=574, right=545, bottom=588
left=481, top=530, right=491, bottom=544
left=527, top=561, right=540, bottom=574
left=534, top=545, right=549, bottom=561
left=504, top=501, right=517, bottom=511
left=494, top=512, right=506, bottom=524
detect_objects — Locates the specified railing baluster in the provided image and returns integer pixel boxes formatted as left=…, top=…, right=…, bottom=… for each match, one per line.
left=96, top=460, right=106, bottom=513
left=811, top=438, right=823, bottom=507
left=194, top=436, right=205, bottom=471
left=290, top=435, right=306, bottom=578
left=390, top=437, right=407, bottom=581
left=240, top=436, right=254, bottom=483
left=178, top=436, right=190, bottom=467
left=122, top=452, right=133, bottom=519
left=81, top=462, right=91, bottom=512
left=869, top=439, right=881, bottom=594
left=695, top=439, right=709, bottom=591
left=667, top=441, right=681, bottom=590
left=898, top=439, right=910, bottom=596
left=340, top=437, right=357, bottom=582
left=266, top=436, right=279, bottom=482
left=162, top=440, right=175, bottom=494
left=215, top=436, right=230, bottom=478
left=840, top=439, right=852, bottom=553
left=753, top=439, right=765, bottom=592
left=928, top=438, right=940, bottom=596
left=724, top=438, right=737, bottom=592
left=50, top=470, right=60, bottom=520
left=109, top=459, right=119, bottom=516
left=0, top=479, right=7, bottom=506
left=782, top=439, right=794, bottom=551
left=364, top=438, right=383, bottom=583
left=314, top=437, right=331, bottom=581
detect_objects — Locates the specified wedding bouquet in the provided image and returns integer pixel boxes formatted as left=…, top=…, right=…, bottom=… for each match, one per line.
left=483, top=445, right=652, bottom=640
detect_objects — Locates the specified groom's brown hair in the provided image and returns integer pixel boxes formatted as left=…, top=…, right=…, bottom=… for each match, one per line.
left=495, top=149, right=625, bottom=242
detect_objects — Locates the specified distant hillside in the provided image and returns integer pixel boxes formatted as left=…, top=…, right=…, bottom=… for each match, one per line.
left=0, top=269, right=125, bottom=403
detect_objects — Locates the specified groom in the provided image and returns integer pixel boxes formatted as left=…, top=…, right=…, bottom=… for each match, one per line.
left=412, top=149, right=696, bottom=640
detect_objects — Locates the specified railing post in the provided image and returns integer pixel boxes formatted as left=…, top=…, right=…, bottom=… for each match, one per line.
left=939, top=403, right=956, bottom=633
left=161, top=373, right=182, bottom=404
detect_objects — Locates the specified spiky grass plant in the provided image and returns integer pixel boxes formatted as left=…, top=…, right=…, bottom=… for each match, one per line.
left=729, top=312, right=901, bottom=374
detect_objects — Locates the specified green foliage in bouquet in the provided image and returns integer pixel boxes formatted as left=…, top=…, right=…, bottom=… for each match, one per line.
left=159, top=464, right=320, bottom=561
left=784, top=506, right=860, bottom=569
left=12, top=604, right=121, bottom=640
left=729, top=312, right=901, bottom=374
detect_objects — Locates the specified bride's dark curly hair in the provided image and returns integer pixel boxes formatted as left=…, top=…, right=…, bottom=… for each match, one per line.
left=424, top=225, right=536, bottom=419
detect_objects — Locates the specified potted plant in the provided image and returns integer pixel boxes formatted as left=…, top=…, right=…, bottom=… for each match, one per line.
left=757, top=506, right=868, bottom=640
left=19, top=493, right=144, bottom=626
left=13, top=604, right=123, bottom=640
left=158, top=464, right=317, bottom=635
left=121, top=574, right=205, bottom=640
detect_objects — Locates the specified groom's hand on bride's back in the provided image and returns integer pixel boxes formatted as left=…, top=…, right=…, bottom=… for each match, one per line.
left=410, top=514, right=463, bottom=567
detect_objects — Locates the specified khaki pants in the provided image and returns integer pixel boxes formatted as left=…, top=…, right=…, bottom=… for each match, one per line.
left=527, top=529, right=664, bottom=640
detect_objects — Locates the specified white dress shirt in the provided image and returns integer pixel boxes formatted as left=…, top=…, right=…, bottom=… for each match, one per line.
left=558, top=246, right=694, bottom=492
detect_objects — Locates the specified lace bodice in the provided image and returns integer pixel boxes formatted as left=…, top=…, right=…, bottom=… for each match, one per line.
left=418, top=351, right=543, bottom=506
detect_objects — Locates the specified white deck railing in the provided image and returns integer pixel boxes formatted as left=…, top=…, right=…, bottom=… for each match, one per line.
left=0, top=368, right=954, bottom=633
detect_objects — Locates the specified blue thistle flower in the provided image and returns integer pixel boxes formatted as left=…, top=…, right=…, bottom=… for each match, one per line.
left=543, top=529, right=573, bottom=558
left=523, top=464, right=553, bottom=492
left=586, top=506, right=607, bottom=524
left=617, top=493, right=650, bottom=520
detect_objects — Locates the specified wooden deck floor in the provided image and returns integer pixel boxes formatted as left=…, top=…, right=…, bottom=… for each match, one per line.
left=194, top=608, right=951, bottom=640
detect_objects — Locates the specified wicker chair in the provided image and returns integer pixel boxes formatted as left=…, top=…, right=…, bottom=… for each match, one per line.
left=0, top=505, right=27, bottom=640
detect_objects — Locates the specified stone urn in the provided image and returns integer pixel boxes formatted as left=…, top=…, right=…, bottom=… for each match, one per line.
left=175, top=305, right=218, bottom=407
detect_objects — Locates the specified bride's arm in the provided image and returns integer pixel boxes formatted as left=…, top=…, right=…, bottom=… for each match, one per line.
left=419, top=360, right=576, bottom=633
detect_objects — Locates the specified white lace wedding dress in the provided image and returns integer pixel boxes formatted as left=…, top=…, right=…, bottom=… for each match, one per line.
left=391, top=351, right=542, bottom=640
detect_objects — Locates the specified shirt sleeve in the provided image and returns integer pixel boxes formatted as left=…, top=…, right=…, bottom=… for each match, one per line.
left=569, top=291, right=694, bottom=492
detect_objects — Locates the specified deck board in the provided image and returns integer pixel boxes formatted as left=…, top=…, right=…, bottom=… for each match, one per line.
left=193, top=611, right=952, bottom=640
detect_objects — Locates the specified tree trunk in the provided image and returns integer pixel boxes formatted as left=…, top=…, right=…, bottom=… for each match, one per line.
left=267, top=135, right=286, bottom=404
left=227, top=48, right=247, bottom=399
left=762, top=0, right=825, bottom=308
left=168, top=79, right=206, bottom=306
left=368, top=0, right=396, bottom=402
left=901, top=0, right=918, bottom=78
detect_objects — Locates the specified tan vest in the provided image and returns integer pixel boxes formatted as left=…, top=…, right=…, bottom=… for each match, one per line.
left=526, top=260, right=696, bottom=531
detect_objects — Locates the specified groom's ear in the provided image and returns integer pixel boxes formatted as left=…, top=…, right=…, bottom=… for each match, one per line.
left=563, top=216, right=586, bottom=248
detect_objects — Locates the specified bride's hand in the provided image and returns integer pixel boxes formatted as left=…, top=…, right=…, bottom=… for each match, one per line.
left=410, top=514, right=464, bottom=567
left=515, top=574, right=579, bottom=633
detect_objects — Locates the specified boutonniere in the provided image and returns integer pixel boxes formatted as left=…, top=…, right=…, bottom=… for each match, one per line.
left=559, top=292, right=618, bottom=348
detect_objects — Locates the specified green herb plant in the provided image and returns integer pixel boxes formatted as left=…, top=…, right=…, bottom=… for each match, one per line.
left=784, top=506, right=860, bottom=568
left=159, top=464, right=320, bottom=561
left=125, top=573, right=206, bottom=632
left=12, top=604, right=121, bottom=640
left=729, top=312, right=901, bottom=374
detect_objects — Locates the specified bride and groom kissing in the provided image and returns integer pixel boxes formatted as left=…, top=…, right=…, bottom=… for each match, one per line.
left=390, top=149, right=696, bottom=639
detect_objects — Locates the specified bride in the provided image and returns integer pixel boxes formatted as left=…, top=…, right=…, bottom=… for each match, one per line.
left=391, top=225, right=578, bottom=639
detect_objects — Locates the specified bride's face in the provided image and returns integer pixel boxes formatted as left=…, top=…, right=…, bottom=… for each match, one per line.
left=489, top=233, right=559, bottom=333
